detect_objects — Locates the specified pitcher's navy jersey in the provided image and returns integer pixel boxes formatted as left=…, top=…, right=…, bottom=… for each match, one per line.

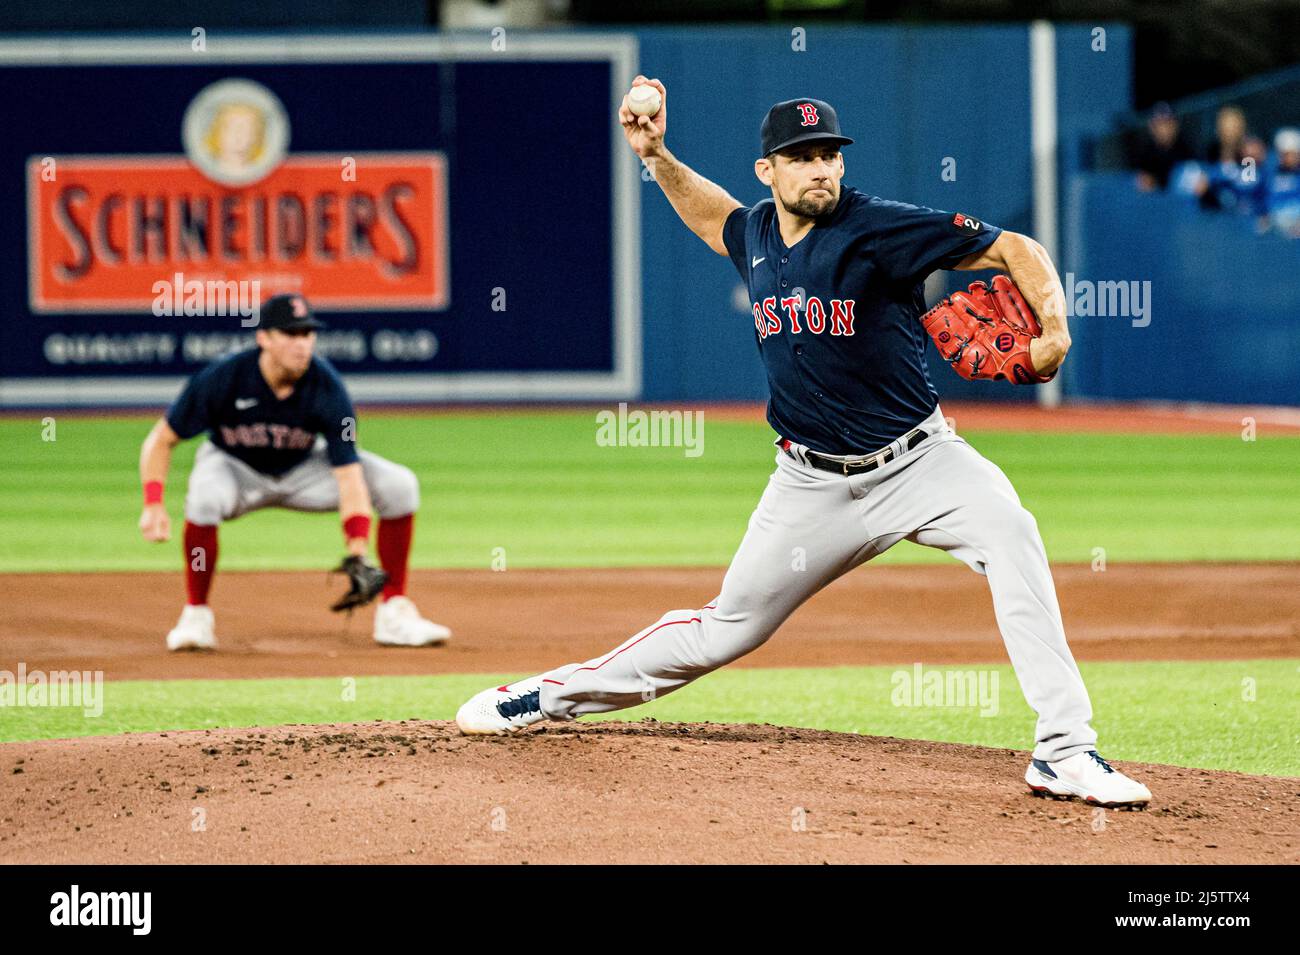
left=722, top=186, right=1001, bottom=455
left=166, top=348, right=360, bottom=476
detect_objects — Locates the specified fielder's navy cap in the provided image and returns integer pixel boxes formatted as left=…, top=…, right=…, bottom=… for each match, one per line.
left=760, top=98, right=854, bottom=157
left=259, top=293, right=325, bottom=332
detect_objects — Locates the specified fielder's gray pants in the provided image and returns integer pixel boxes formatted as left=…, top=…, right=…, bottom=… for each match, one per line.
left=184, top=438, right=420, bottom=524
left=538, top=406, right=1098, bottom=763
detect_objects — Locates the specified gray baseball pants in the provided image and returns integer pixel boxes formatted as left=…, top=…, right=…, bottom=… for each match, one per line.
left=184, top=438, right=420, bottom=524
left=537, top=405, right=1098, bottom=763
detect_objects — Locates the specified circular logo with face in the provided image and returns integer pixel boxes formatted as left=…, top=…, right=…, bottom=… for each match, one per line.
left=182, top=79, right=290, bottom=187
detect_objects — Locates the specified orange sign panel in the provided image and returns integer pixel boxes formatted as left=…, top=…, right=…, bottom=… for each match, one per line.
left=28, top=153, right=449, bottom=312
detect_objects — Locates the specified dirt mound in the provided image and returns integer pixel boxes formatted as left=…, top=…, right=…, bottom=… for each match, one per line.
left=2, top=721, right=1294, bottom=864
left=3, top=563, right=1296, bottom=682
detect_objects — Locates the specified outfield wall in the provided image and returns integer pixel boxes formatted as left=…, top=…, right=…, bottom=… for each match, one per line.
left=19, top=26, right=1290, bottom=409
left=634, top=23, right=1132, bottom=404
left=1064, top=174, right=1300, bottom=407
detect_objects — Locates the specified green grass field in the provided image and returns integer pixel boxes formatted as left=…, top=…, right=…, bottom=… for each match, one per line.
left=3, top=661, right=1296, bottom=776
left=1, top=412, right=1298, bottom=571
left=2, top=412, right=1296, bottom=774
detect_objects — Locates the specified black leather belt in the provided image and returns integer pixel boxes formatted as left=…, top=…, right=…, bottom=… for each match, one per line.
left=783, top=428, right=930, bottom=476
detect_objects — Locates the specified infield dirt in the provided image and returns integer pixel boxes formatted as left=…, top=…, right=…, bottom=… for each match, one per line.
left=3, top=562, right=1297, bottom=681
left=4, top=562, right=1296, bottom=864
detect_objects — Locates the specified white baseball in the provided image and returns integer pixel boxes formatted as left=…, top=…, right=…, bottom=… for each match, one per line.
left=627, top=85, right=662, bottom=118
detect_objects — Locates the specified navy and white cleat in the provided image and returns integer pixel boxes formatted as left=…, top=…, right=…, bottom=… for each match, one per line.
left=1025, top=750, right=1152, bottom=808
left=456, top=676, right=548, bottom=735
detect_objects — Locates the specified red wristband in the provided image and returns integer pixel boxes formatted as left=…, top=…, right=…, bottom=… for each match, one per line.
left=342, top=514, right=371, bottom=542
left=143, top=480, right=164, bottom=505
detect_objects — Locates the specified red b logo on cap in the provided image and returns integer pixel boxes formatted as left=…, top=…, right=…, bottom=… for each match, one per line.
left=796, top=103, right=820, bottom=126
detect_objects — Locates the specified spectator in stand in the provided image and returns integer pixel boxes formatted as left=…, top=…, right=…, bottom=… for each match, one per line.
left=1263, top=127, right=1300, bottom=237
left=1198, top=117, right=1268, bottom=214
left=1239, top=135, right=1269, bottom=213
left=1204, top=105, right=1251, bottom=164
left=1129, top=101, right=1195, bottom=191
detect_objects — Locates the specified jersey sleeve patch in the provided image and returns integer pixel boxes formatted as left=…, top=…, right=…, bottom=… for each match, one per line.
left=868, top=198, right=1000, bottom=283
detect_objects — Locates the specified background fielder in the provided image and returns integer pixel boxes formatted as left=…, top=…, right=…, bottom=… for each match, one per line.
left=456, top=80, right=1153, bottom=808
left=137, top=293, right=451, bottom=651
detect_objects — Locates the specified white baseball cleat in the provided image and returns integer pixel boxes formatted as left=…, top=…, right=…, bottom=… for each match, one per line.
left=1025, top=750, right=1152, bottom=808
left=373, top=595, right=452, bottom=647
left=166, top=604, right=217, bottom=652
left=456, top=676, right=548, bottom=735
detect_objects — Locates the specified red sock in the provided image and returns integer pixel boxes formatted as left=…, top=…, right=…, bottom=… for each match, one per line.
left=183, top=521, right=219, bottom=606
left=377, top=514, right=414, bottom=600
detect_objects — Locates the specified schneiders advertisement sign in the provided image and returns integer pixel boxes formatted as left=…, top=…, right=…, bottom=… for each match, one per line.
left=28, top=78, right=450, bottom=314
left=1, top=34, right=639, bottom=406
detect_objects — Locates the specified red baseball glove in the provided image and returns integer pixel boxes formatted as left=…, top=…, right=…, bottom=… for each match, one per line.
left=919, top=274, right=1055, bottom=384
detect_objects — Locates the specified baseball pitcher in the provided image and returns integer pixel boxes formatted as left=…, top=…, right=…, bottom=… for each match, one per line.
left=456, top=80, right=1150, bottom=808
left=138, top=293, right=451, bottom=651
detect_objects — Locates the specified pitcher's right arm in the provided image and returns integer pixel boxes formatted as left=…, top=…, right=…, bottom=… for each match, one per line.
left=619, top=76, right=742, bottom=256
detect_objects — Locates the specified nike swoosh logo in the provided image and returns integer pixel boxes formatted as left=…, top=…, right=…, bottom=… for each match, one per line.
left=751, top=256, right=765, bottom=268
left=235, top=398, right=258, bottom=410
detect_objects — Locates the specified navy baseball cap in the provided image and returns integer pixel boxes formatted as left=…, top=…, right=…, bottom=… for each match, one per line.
left=760, top=98, right=854, bottom=157
left=259, top=293, right=324, bottom=332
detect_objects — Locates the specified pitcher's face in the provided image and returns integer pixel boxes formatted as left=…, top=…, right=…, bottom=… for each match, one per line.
left=758, top=142, right=844, bottom=218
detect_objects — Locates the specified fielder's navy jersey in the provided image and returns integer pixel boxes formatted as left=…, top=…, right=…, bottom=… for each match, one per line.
left=723, top=186, right=1001, bottom=455
left=166, top=348, right=360, bottom=476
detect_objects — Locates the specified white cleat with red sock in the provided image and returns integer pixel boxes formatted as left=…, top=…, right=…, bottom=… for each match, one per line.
left=166, top=604, right=217, bottom=651
left=373, top=595, right=451, bottom=647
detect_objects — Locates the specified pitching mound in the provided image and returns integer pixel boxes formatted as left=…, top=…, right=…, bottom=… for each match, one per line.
left=3, top=721, right=1294, bottom=864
